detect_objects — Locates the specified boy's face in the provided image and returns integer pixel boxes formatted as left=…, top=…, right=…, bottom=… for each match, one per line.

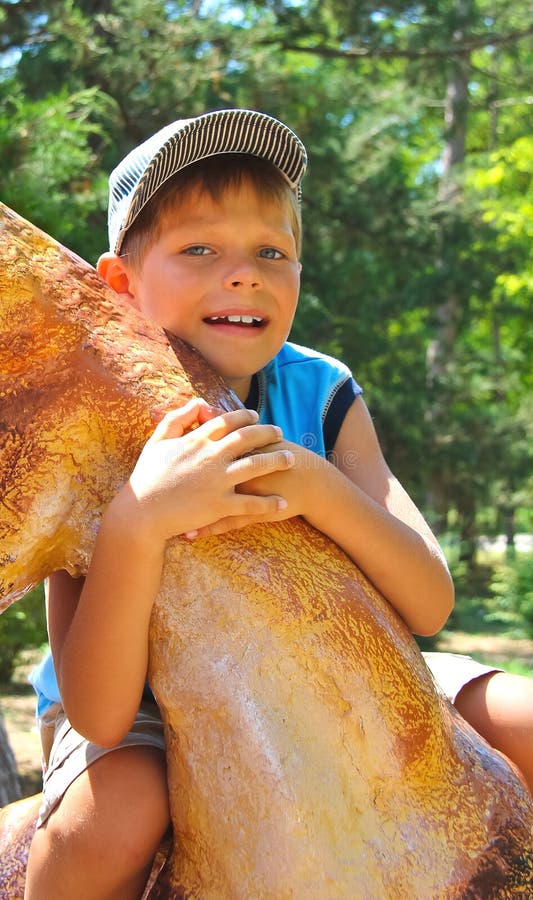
left=116, top=180, right=300, bottom=401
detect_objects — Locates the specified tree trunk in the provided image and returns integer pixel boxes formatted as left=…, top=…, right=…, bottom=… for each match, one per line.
left=426, top=1, right=474, bottom=529
left=457, top=491, right=478, bottom=568
left=429, top=0, right=473, bottom=380
left=0, top=708, right=21, bottom=807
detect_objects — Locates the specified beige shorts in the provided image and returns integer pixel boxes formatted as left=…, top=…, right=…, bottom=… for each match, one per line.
left=423, top=651, right=501, bottom=703
left=36, top=699, right=165, bottom=827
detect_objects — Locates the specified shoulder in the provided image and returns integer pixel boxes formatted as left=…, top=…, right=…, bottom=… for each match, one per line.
left=274, top=341, right=351, bottom=375
left=269, top=342, right=360, bottom=389
left=260, top=343, right=362, bottom=455
left=265, top=341, right=363, bottom=396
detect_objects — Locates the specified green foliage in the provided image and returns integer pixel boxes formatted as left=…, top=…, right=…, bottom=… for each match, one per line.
left=0, top=0, right=531, bottom=556
left=443, top=549, right=533, bottom=646
left=0, top=585, right=47, bottom=684
left=0, top=82, right=114, bottom=259
left=489, top=555, right=533, bottom=638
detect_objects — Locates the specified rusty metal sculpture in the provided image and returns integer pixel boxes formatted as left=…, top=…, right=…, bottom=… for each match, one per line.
left=0, top=201, right=532, bottom=898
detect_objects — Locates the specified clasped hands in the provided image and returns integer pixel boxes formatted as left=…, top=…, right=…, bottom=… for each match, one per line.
left=118, top=398, right=320, bottom=544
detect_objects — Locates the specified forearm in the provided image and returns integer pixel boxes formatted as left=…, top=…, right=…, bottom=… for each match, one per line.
left=305, top=463, right=454, bottom=636
left=58, top=498, right=165, bottom=747
left=56, top=406, right=292, bottom=745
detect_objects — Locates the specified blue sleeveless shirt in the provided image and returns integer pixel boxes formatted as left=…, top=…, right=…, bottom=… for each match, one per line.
left=246, top=341, right=361, bottom=455
left=31, top=342, right=362, bottom=715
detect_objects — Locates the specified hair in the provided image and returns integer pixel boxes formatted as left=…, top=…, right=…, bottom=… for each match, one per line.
left=120, top=153, right=302, bottom=268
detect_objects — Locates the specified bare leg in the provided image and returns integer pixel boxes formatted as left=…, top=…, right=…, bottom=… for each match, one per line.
left=25, top=745, right=170, bottom=900
left=454, top=671, right=533, bottom=795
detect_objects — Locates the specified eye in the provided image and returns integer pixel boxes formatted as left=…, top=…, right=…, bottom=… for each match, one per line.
left=259, top=247, right=284, bottom=260
left=183, top=245, right=212, bottom=256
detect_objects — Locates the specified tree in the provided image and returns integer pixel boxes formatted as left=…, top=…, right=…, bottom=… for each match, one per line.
left=0, top=585, right=47, bottom=683
left=1, top=0, right=531, bottom=550
left=0, top=711, right=21, bottom=807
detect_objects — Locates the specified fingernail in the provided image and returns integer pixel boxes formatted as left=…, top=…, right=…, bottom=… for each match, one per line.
left=277, top=498, right=288, bottom=510
left=185, top=530, right=198, bottom=539
left=284, top=451, right=295, bottom=464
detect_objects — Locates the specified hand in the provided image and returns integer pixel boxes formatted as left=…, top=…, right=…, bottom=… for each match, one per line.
left=187, top=439, right=329, bottom=539
left=108, top=398, right=295, bottom=543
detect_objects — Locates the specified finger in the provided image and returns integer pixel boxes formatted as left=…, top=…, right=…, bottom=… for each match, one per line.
left=185, top=496, right=289, bottom=539
left=186, top=518, right=254, bottom=539
left=197, top=402, right=227, bottom=426
left=150, top=398, right=212, bottom=440
left=201, top=407, right=259, bottom=440
left=215, top=425, right=285, bottom=462
left=227, top=448, right=295, bottom=484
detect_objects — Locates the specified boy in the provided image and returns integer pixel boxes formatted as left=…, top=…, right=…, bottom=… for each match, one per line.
left=25, top=109, right=532, bottom=899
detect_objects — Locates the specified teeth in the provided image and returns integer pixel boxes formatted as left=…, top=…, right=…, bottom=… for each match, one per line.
left=207, top=315, right=263, bottom=325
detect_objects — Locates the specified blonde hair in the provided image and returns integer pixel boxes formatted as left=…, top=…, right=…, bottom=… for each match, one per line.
left=120, top=154, right=302, bottom=268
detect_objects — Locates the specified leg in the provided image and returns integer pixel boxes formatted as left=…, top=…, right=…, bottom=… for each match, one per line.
left=25, top=745, right=170, bottom=900
left=454, top=671, right=533, bottom=795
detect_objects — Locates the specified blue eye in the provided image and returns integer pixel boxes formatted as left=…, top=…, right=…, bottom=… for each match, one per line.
left=260, top=247, right=283, bottom=259
left=184, top=245, right=211, bottom=256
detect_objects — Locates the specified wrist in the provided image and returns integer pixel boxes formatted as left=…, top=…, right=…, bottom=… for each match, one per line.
left=103, top=487, right=166, bottom=557
left=299, top=453, right=339, bottom=526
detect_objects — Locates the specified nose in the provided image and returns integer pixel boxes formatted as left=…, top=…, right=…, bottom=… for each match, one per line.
left=223, top=254, right=262, bottom=290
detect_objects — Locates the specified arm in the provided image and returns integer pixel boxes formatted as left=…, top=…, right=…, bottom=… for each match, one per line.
left=306, top=398, right=454, bottom=636
left=192, top=398, right=453, bottom=637
left=52, top=400, right=295, bottom=747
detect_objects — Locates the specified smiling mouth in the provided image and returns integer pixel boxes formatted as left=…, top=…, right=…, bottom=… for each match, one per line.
left=204, top=315, right=265, bottom=328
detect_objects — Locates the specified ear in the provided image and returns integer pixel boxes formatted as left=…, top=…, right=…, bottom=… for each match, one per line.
left=97, top=253, right=140, bottom=309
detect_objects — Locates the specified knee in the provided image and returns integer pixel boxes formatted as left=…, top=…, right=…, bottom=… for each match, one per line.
left=25, top=749, right=170, bottom=899
left=37, top=802, right=124, bottom=868
left=38, top=793, right=168, bottom=880
left=101, top=748, right=171, bottom=868
left=455, top=671, right=533, bottom=794
left=42, top=749, right=170, bottom=869
left=456, top=671, right=533, bottom=738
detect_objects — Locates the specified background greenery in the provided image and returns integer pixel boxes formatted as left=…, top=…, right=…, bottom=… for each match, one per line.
left=0, top=0, right=532, bottom=672
left=0, top=585, right=46, bottom=683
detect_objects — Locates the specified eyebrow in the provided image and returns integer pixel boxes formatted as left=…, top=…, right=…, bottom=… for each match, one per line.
left=162, top=221, right=295, bottom=241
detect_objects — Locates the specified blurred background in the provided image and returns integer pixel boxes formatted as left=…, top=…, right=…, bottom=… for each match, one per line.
left=0, top=0, right=531, bottom=799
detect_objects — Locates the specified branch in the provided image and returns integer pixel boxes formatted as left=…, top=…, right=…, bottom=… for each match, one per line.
left=491, top=94, right=533, bottom=108
left=269, top=26, right=533, bottom=62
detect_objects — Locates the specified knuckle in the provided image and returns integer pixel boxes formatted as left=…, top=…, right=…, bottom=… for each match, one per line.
left=165, top=407, right=184, bottom=421
left=243, top=495, right=260, bottom=514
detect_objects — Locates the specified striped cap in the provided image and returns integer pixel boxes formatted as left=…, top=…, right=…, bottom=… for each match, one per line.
left=108, top=108, right=307, bottom=254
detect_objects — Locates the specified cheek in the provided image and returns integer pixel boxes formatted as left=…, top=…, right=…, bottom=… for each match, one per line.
left=283, top=275, right=300, bottom=317
left=136, top=276, right=177, bottom=321
left=143, top=292, right=197, bottom=336
left=134, top=293, right=173, bottom=329
left=138, top=294, right=164, bottom=321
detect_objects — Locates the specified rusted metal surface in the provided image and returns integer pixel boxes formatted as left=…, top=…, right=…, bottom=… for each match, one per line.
left=0, top=202, right=532, bottom=897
